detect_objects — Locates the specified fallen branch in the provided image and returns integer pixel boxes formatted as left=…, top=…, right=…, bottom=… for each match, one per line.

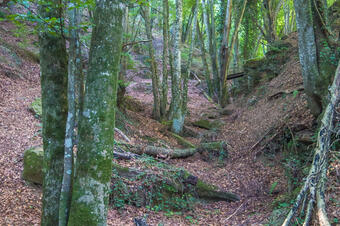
left=268, top=86, right=304, bottom=100
left=122, top=39, right=152, bottom=49
left=282, top=61, right=340, bottom=226
left=115, top=127, right=131, bottom=143
left=121, top=141, right=228, bottom=159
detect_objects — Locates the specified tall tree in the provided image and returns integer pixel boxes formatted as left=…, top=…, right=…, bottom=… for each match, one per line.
left=58, top=3, right=81, bottom=225
left=39, top=0, right=68, bottom=224
left=161, top=0, right=169, bottom=117
left=182, top=0, right=199, bottom=115
left=202, top=0, right=219, bottom=97
left=67, top=0, right=124, bottom=224
left=170, top=0, right=183, bottom=134
left=219, top=0, right=247, bottom=107
left=293, top=0, right=322, bottom=116
left=141, top=4, right=161, bottom=120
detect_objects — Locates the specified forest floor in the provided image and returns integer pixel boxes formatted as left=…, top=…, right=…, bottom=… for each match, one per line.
left=0, top=19, right=339, bottom=225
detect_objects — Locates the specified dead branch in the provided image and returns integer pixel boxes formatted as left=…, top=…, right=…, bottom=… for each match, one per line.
left=268, top=86, right=304, bottom=100
left=115, top=127, right=131, bottom=143
left=122, top=39, right=152, bottom=49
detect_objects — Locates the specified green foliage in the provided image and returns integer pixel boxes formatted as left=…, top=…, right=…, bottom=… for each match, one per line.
left=319, top=40, right=339, bottom=67
left=269, top=181, right=278, bottom=195
left=29, top=97, right=42, bottom=119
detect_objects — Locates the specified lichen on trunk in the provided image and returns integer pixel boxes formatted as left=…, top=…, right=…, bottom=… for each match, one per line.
left=67, top=1, right=125, bottom=225
left=39, top=1, right=68, bottom=224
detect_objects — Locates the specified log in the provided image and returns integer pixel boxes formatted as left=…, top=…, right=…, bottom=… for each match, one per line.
left=111, top=163, right=239, bottom=204
left=168, top=132, right=196, bottom=148
left=123, top=141, right=228, bottom=159
left=282, top=61, right=340, bottom=226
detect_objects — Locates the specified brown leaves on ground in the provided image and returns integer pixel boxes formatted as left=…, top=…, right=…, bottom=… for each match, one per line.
left=1, top=22, right=339, bottom=226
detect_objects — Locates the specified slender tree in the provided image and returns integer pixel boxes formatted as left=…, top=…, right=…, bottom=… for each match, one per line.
left=39, top=0, right=68, bottom=224
left=202, top=0, right=219, bottom=97
left=170, top=0, right=183, bottom=134
left=182, top=0, right=199, bottom=114
left=161, top=0, right=169, bottom=117
left=141, top=4, right=161, bottom=120
left=67, top=0, right=124, bottom=224
left=58, top=3, right=81, bottom=225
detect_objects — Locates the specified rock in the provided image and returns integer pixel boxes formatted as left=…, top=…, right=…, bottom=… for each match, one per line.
left=201, top=111, right=219, bottom=119
left=192, top=119, right=223, bottom=130
left=247, top=96, right=257, bottom=106
left=219, top=107, right=234, bottom=116
left=23, top=146, right=43, bottom=184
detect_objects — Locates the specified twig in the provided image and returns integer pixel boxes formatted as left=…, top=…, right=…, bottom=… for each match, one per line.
left=122, top=39, right=152, bottom=49
left=225, top=202, right=245, bottom=222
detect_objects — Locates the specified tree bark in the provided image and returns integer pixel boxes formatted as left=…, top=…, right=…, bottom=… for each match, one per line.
left=170, top=0, right=184, bottom=134
left=202, top=0, right=219, bottom=97
left=196, top=22, right=213, bottom=96
left=220, top=0, right=247, bottom=107
left=39, top=1, right=68, bottom=224
left=67, top=1, right=124, bottom=225
left=294, top=0, right=322, bottom=116
left=58, top=4, right=81, bottom=226
left=182, top=0, right=198, bottom=116
left=161, top=0, right=169, bottom=118
left=141, top=5, right=161, bottom=120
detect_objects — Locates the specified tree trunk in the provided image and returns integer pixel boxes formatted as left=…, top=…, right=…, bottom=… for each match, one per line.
left=161, top=0, right=169, bottom=118
left=283, top=60, right=340, bottom=226
left=39, top=1, right=68, bottom=225
left=202, top=0, right=219, bottom=97
left=170, top=0, right=184, bottom=134
left=294, top=0, right=322, bottom=116
left=67, top=1, right=124, bottom=225
left=220, top=0, right=247, bottom=107
left=182, top=0, right=198, bottom=116
left=196, top=22, right=213, bottom=96
left=58, top=4, right=80, bottom=226
left=141, top=5, right=161, bottom=120
left=39, top=1, right=67, bottom=226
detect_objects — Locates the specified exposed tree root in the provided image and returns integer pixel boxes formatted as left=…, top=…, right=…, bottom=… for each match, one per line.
left=282, top=62, right=340, bottom=226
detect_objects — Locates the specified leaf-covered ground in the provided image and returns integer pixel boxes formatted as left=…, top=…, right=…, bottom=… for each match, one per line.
left=0, top=20, right=339, bottom=225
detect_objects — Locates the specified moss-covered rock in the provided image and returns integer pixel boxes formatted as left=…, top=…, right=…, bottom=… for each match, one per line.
left=29, top=97, right=42, bottom=118
left=192, top=119, right=223, bottom=130
left=22, top=146, right=43, bottom=184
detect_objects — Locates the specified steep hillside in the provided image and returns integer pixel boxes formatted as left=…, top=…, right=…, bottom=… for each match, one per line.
left=0, top=18, right=338, bottom=225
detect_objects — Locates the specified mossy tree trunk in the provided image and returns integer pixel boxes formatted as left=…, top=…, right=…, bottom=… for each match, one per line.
left=196, top=22, right=213, bottom=96
left=67, top=1, right=124, bottom=225
left=170, top=0, right=184, bottom=134
left=141, top=5, right=161, bottom=120
left=160, top=0, right=169, bottom=118
left=39, top=1, right=68, bottom=224
left=58, top=4, right=82, bottom=225
left=219, top=0, right=247, bottom=107
left=182, top=0, right=198, bottom=117
left=293, top=0, right=322, bottom=116
left=202, top=0, right=219, bottom=97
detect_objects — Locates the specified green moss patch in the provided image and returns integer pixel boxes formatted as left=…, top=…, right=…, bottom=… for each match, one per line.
left=22, top=146, right=43, bottom=184
left=29, top=97, right=42, bottom=119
